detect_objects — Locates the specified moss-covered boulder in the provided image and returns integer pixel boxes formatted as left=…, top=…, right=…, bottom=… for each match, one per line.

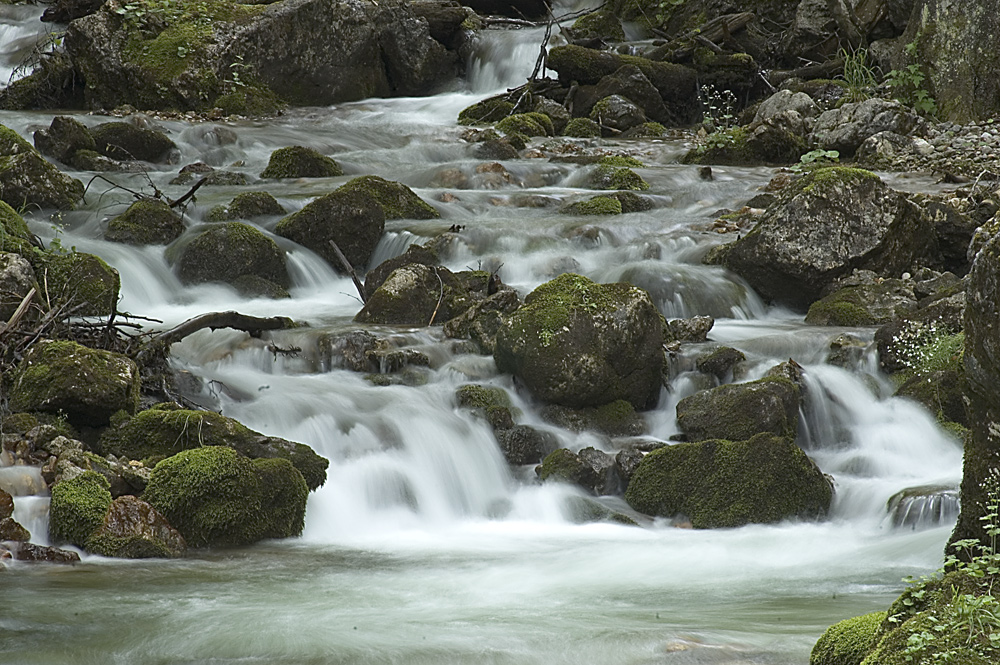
left=805, top=280, right=918, bottom=326
left=563, top=117, right=602, bottom=138
left=49, top=471, right=112, bottom=548
left=676, top=376, right=800, bottom=442
left=706, top=168, right=936, bottom=309
left=442, top=286, right=522, bottom=354
left=254, top=457, right=309, bottom=539
left=105, top=198, right=185, bottom=246
left=625, top=433, right=833, bottom=528
left=455, top=383, right=513, bottom=428
left=337, top=175, right=438, bottom=220
left=458, top=95, right=516, bottom=125
left=209, top=191, right=286, bottom=221
left=260, top=145, right=343, bottom=178
left=810, top=611, right=887, bottom=665
left=85, top=495, right=187, bottom=559
left=494, top=273, right=664, bottom=410
left=570, top=9, right=625, bottom=41
left=38, top=251, right=120, bottom=317
left=100, top=406, right=327, bottom=490
left=589, top=95, right=647, bottom=133
left=540, top=400, right=646, bottom=437
left=173, top=221, right=288, bottom=288
left=0, top=200, right=34, bottom=255
left=33, top=116, right=97, bottom=164
left=895, top=369, right=967, bottom=427
left=561, top=195, right=623, bottom=216
left=591, top=164, right=649, bottom=191
left=537, top=448, right=603, bottom=492
left=496, top=112, right=552, bottom=137
left=9, top=340, right=140, bottom=428
left=275, top=189, right=385, bottom=272
left=354, top=264, right=491, bottom=326
left=90, top=122, right=176, bottom=162
left=0, top=149, right=85, bottom=211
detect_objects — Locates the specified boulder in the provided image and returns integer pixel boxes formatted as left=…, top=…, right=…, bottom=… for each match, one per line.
left=209, top=191, right=286, bottom=221
left=253, top=457, right=309, bottom=539
left=811, top=99, right=922, bottom=157
left=8, top=340, right=140, bottom=428
left=588, top=95, right=647, bottom=133
left=707, top=167, right=935, bottom=309
left=33, top=116, right=96, bottom=164
left=664, top=315, right=714, bottom=343
left=354, top=264, right=490, bottom=326
left=805, top=279, right=918, bottom=326
left=536, top=448, right=602, bottom=494
left=336, top=175, right=438, bottom=220
left=0, top=201, right=35, bottom=255
left=695, top=346, right=745, bottom=380
left=260, top=146, right=342, bottom=178
left=442, top=286, right=522, bottom=353
left=0, top=146, right=85, bottom=211
left=563, top=118, right=602, bottom=138
left=624, top=433, right=833, bottom=528
left=0, top=252, right=36, bottom=321
left=495, top=425, right=557, bottom=466
left=0, top=488, right=12, bottom=519
left=99, top=405, right=328, bottom=491
left=65, top=0, right=456, bottom=111
left=91, top=122, right=176, bottom=163
left=275, top=189, right=385, bottom=272
left=676, top=376, right=800, bottom=442
left=38, top=251, right=120, bottom=317
left=85, top=495, right=187, bottom=558
left=569, top=9, right=624, bottom=41
left=173, top=222, right=289, bottom=288
left=41, top=0, right=104, bottom=22
left=0, top=517, right=30, bottom=541
left=364, top=244, right=440, bottom=297
left=854, top=131, right=921, bottom=171
left=754, top=89, right=819, bottom=125
left=810, top=612, right=887, bottom=665
left=48, top=471, right=113, bottom=548
left=494, top=273, right=664, bottom=410
left=546, top=45, right=700, bottom=125
left=0, top=541, right=81, bottom=564
left=105, top=199, right=185, bottom=246
left=540, top=400, right=646, bottom=437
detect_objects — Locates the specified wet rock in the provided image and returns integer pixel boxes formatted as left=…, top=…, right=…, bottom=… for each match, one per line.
left=85, top=495, right=187, bottom=558
left=695, top=346, right=746, bottom=381
left=173, top=221, right=289, bottom=288
left=533, top=98, right=571, bottom=134
left=855, top=131, right=921, bottom=170
left=664, top=315, right=714, bottom=343
left=275, top=189, right=385, bottom=272
left=895, top=369, right=967, bottom=426
left=810, top=611, right=886, bottom=665
left=39, top=251, right=120, bottom=317
left=49, top=471, right=113, bottom=548
left=1, top=541, right=81, bottom=564
left=827, top=333, right=868, bottom=368
left=0, top=201, right=34, bottom=256
left=209, top=191, right=286, bottom=221
left=0, top=517, right=30, bottom=541
left=232, top=275, right=290, bottom=299
left=171, top=166, right=249, bottom=187
left=494, top=273, right=664, bottom=410
left=0, top=252, right=36, bottom=321
left=569, top=9, right=624, bottom=41
left=337, top=175, right=438, bottom=220
left=9, top=340, right=140, bottom=428
left=33, top=116, right=96, bottom=164
left=811, top=99, right=922, bottom=157
left=319, top=330, right=383, bottom=372
left=590, top=164, right=649, bottom=191
left=540, top=400, right=646, bottom=437
left=409, top=0, right=471, bottom=48
left=105, top=198, right=185, bottom=246
left=41, top=0, right=104, bottom=22
left=476, top=139, right=520, bottom=160
left=442, top=286, right=522, bottom=354
left=886, top=484, right=960, bottom=529
left=100, top=405, right=328, bottom=491
left=576, top=66, right=670, bottom=126
left=560, top=195, right=622, bottom=216
left=625, top=432, right=833, bottom=528
left=536, top=448, right=602, bottom=494
left=805, top=279, right=917, bottom=326
left=0, top=146, right=85, bottom=211
left=563, top=118, right=601, bottom=138
left=706, top=168, right=935, bottom=309
left=355, top=264, right=490, bottom=326
left=676, top=376, right=800, bottom=442
left=91, top=121, right=176, bottom=163
left=496, top=425, right=557, bottom=466
left=260, top=146, right=342, bottom=178
left=589, top=95, right=647, bottom=133
left=0, top=489, right=12, bottom=520
left=455, top=384, right=513, bottom=428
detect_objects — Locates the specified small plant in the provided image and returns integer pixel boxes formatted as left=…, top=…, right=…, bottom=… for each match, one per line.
left=890, top=320, right=963, bottom=375
left=791, top=149, right=840, bottom=173
left=699, top=84, right=738, bottom=133
left=840, top=47, right=877, bottom=103
left=887, top=64, right=937, bottom=116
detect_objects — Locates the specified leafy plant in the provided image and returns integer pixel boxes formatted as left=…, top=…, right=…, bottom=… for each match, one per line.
left=791, top=149, right=839, bottom=173
left=699, top=83, right=738, bottom=133
left=840, top=47, right=877, bottom=103
left=887, top=64, right=937, bottom=116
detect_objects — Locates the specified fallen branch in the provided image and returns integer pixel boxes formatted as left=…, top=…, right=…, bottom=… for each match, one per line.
left=0, top=287, right=35, bottom=335
left=168, top=176, right=209, bottom=208
left=328, top=239, right=367, bottom=304
left=766, top=57, right=844, bottom=86
left=428, top=268, right=445, bottom=326
left=139, top=311, right=297, bottom=361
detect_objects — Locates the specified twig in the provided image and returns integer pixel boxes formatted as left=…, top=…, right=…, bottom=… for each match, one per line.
left=168, top=176, right=209, bottom=208
left=0, top=287, right=35, bottom=334
left=266, top=342, right=301, bottom=359
left=428, top=268, right=445, bottom=326
left=328, top=239, right=368, bottom=304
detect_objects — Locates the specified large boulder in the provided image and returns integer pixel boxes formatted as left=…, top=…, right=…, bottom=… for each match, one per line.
left=105, top=199, right=185, bottom=246
left=443, top=286, right=522, bottom=354
left=99, top=405, right=328, bottom=490
left=810, top=611, right=887, bottom=665
left=275, top=189, right=385, bottom=272
left=142, top=446, right=306, bottom=548
left=811, top=99, right=922, bottom=157
left=173, top=222, right=288, bottom=288
left=337, top=175, right=438, bottom=220
left=624, top=433, right=833, bottom=528
left=33, top=116, right=97, bottom=164
left=675, top=376, right=801, bottom=442
left=260, top=146, right=342, bottom=178
left=707, top=168, right=936, bottom=309
left=805, top=279, right=918, bottom=326
left=85, top=495, right=187, bottom=558
left=0, top=200, right=35, bottom=255
left=49, top=471, right=113, bottom=548
left=38, top=251, right=121, bottom=317
left=8, top=340, right=140, bottom=428
left=494, top=273, right=664, bottom=410
left=65, top=0, right=456, bottom=111
left=90, top=122, right=176, bottom=163
left=0, top=252, right=36, bottom=321
left=573, top=65, right=671, bottom=125
left=354, top=264, right=490, bottom=326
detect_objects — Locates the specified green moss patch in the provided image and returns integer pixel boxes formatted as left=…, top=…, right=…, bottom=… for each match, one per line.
left=49, top=471, right=112, bottom=548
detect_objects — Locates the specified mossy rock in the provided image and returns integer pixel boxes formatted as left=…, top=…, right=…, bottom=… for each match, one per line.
left=805, top=281, right=917, bottom=327
left=494, top=273, right=664, bottom=409
left=363, top=243, right=439, bottom=297
left=33, top=116, right=97, bottom=164
left=810, top=611, right=887, bottom=665
left=458, top=95, right=516, bottom=125
left=100, top=407, right=327, bottom=491
left=456, top=384, right=512, bottom=410
left=570, top=9, right=625, bottom=41
left=84, top=495, right=187, bottom=559
left=9, top=339, right=140, bottom=428
left=621, top=122, right=667, bottom=138
left=37, top=251, right=120, bottom=316
left=561, top=195, right=623, bottom=215
left=895, top=369, right=967, bottom=426
left=49, top=471, right=112, bottom=548
left=231, top=274, right=290, bottom=299
left=676, top=376, right=800, bottom=442
left=105, top=198, right=185, bottom=246
left=260, top=145, right=342, bottom=178
left=336, top=175, right=438, bottom=220
left=0, top=150, right=85, bottom=210
left=275, top=189, right=384, bottom=272
left=695, top=346, right=746, bottom=380
left=0, top=200, right=34, bottom=256
left=215, top=85, right=284, bottom=117
left=537, top=448, right=601, bottom=489
left=173, top=221, right=288, bottom=288
left=591, top=164, right=649, bottom=191
left=0, top=123, right=34, bottom=155
left=142, top=446, right=264, bottom=548
left=91, top=122, right=176, bottom=162
left=355, top=264, right=489, bottom=326
left=563, top=117, right=602, bottom=138
left=682, top=127, right=754, bottom=166
left=253, top=457, right=308, bottom=539
left=496, top=113, right=550, bottom=137
left=624, top=432, right=833, bottom=528
left=209, top=191, right=286, bottom=222
left=540, top=399, right=646, bottom=437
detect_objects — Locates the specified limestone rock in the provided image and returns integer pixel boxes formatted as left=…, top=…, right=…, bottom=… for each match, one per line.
left=85, top=495, right=187, bottom=558
left=91, top=122, right=176, bottom=163
left=812, top=99, right=922, bottom=157
left=275, top=189, right=385, bottom=272
left=676, top=376, right=800, bottom=442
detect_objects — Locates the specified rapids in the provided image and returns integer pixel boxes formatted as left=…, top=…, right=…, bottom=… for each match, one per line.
left=0, top=5, right=964, bottom=664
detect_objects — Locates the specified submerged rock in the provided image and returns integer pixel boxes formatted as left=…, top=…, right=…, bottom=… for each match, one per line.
left=625, top=433, right=833, bottom=528
left=494, top=273, right=664, bottom=410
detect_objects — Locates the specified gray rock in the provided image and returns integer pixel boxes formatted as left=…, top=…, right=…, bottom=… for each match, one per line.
left=173, top=222, right=288, bottom=288
left=676, top=376, right=801, bottom=442
left=0, top=252, right=36, bottom=321
left=812, top=99, right=923, bottom=157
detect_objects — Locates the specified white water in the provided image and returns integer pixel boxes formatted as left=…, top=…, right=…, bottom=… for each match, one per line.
left=0, top=9, right=966, bottom=665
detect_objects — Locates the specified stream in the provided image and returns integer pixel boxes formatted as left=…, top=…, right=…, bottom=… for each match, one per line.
left=0, top=4, right=966, bottom=664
